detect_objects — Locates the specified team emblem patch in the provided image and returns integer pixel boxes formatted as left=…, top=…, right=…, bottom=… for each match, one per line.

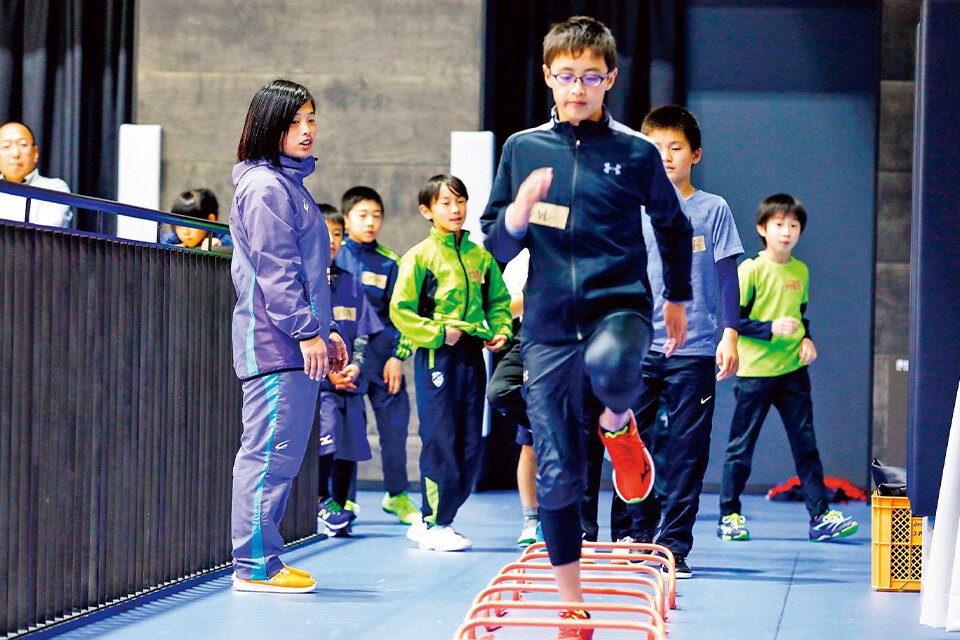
left=431, top=371, right=445, bottom=388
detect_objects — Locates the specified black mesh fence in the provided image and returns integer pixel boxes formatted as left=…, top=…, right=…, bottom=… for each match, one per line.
left=0, top=223, right=319, bottom=637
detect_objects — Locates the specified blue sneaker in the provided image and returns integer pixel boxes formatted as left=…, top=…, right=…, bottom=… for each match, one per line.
left=809, top=509, right=858, bottom=541
left=317, top=498, right=355, bottom=531
left=717, top=513, right=750, bottom=541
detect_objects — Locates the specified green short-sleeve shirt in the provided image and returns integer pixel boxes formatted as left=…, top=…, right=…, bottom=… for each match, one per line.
left=737, top=254, right=809, bottom=377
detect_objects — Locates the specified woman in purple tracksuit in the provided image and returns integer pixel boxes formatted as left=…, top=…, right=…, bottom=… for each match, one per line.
left=228, top=79, right=348, bottom=594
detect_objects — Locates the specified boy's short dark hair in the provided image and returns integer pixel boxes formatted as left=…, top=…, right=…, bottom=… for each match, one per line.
left=756, top=193, right=807, bottom=246
left=341, top=186, right=384, bottom=217
left=236, top=78, right=314, bottom=167
left=641, top=105, right=702, bottom=152
left=418, top=174, right=469, bottom=208
left=318, top=203, right=344, bottom=229
left=543, top=16, right=617, bottom=71
left=172, top=188, right=219, bottom=220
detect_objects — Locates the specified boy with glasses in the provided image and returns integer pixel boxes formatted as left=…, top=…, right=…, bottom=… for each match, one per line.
left=481, top=16, right=692, bottom=640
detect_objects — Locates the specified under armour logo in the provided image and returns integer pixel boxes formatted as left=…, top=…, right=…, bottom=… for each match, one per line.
left=603, top=162, right=622, bottom=175
left=275, top=440, right=290, bottom=451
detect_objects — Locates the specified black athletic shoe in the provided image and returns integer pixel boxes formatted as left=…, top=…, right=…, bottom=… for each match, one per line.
left=672, top=555, right=693, bottom=579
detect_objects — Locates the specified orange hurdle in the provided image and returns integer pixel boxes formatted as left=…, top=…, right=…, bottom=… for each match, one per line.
left=453, top=600, right=666, bottom=640
left=468, top=584, right=663, bottom=636
left=490, top=561, right=667, bottom=618
left=453, top=539, right=677, bottom=639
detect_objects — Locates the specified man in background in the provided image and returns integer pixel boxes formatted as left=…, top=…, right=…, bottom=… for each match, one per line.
left=0, top=121, right=74, bottom=228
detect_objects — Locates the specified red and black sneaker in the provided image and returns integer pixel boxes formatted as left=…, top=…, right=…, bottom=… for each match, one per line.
left=555, top=609, right=593, bottom=640
left=598, top=410, right=655, bottom=503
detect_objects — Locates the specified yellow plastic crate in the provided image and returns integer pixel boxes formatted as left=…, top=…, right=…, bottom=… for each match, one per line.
left=871, top=492, right=923, bottom=591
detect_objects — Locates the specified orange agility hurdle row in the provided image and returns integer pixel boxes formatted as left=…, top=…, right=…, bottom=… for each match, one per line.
left=452, top=540, right=676, bottom=639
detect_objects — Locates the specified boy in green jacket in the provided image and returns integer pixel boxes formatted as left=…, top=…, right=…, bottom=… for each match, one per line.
left=390, top=174, right=513, bottom=551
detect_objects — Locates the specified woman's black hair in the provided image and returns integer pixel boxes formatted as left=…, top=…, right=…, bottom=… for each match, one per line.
left=236, top=79, right=314, bottom=166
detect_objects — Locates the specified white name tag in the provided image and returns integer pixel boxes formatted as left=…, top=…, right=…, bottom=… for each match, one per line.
left=361, top=271, right=387, bottom=288
left=529, top=202, right=569, bottom=230
left=333, top=306, right=357, bottom=321
left=692, top=235, right=706, bottom=252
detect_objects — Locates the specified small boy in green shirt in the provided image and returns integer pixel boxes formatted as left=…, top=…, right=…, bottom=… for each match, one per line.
left=390, top=174, right=513, bottom=552
left=718, top=193, right=858, bottom=543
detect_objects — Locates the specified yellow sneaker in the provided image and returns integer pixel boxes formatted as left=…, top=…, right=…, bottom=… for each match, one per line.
left=283, top=564, right=311, bottom=578
left=382, top=491, right=421, bottom=524
left=232, top=567, right=316, bottom=593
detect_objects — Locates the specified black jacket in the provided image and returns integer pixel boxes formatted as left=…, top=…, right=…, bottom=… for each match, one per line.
left=481, top=110, right=693, bottom=344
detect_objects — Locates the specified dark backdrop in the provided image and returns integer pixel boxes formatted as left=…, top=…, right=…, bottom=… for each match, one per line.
left=482, top=0, right=683, bottom=155
left=0, top=0, right=134, bottom=230
left=687, top=0, right=879, bottom=494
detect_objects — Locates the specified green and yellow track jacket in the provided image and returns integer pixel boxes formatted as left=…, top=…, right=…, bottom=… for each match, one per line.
left=390, top=227, right=513, bottom=350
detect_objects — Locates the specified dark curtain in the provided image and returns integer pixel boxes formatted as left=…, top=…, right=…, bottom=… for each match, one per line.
left=477, top=0, right=684, bottom=490
left=0, top=0, right=134, bottom=231
left=483, top=0, right=684, bottom=155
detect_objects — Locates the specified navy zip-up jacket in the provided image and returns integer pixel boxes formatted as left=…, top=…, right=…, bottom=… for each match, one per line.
left=481, top=110, right=693, bottom=344
left=336, top=238, right=413, bottom=365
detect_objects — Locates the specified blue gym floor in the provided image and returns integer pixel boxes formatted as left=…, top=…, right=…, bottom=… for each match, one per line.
left=47, top=491, right=949, bottom=639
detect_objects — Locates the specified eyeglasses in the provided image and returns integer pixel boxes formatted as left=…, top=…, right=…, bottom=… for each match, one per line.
left=548, top=70, right=611, bottom=87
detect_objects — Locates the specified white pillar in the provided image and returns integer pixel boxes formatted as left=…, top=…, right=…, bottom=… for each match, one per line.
left=450, top=131, right=495, bottom=241
left=116, top=124, right=162, bottom=242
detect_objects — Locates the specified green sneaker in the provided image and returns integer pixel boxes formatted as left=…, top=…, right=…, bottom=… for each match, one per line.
left=382, top=491, right=420, bottom=524
left=344, top=499, right=361, bottom=516
left=717, top=513, right=750, bottom=541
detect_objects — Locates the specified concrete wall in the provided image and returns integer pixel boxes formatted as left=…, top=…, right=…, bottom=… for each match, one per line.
left=136, top=0, right=485, bottom=255
left=872, top=0, right=921, bottom=470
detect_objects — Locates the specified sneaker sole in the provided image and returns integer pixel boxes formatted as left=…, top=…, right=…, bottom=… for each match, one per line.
left=382, top=507, right=420, bottom=525
left=419, top=541, right=472, bottom=552
left=232, top=576, right=316, bottom=594
left=718, top=533, right=750, bottom=541
left=611, top=465, right=654, bottom=504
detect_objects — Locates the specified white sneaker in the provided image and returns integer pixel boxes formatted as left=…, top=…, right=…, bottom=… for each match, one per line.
left=406, top=518, right=428, bottom=542
left=517, top=519, right=539, bottom=547
left=418, top=524, right=472, bottom=551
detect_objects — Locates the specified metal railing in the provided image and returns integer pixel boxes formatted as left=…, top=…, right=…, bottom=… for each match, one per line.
left=0, top=182, right=321, bottom=638
left=0, top=179, right=229, bottom=240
